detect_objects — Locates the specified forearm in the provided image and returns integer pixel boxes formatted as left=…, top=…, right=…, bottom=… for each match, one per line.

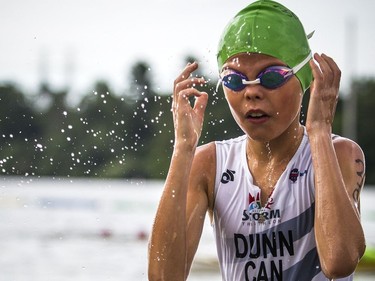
left=309, top=131, right=365, bottom=277
left=148, top=144, right=195, bottom=281
left=148, top=61, right=209, bottom=280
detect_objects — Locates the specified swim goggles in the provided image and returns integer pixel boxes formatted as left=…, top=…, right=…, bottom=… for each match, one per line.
left=216, top=52, right=312, bottom=92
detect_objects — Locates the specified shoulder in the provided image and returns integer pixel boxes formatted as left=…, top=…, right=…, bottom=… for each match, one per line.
left=192, top=142, right=216, bottom=184
left=194, top=135, right=246, bottom=162
left=191, top=142, right=217, bottom=211
left=332, top=136, right=366, bottom=207
left=332, top=136, right=365, bottom=166
left=194, top=142, right=216, bottom=164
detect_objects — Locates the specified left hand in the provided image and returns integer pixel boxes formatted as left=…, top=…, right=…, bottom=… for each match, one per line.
left=306, top=53, right=341, bottom=135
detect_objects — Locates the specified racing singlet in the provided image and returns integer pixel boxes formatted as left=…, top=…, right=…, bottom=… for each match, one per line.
left=213, top=130, right=353, bottom=281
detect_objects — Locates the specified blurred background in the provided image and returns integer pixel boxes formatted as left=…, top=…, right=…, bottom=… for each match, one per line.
left=0, top=0, right=375, bottom=280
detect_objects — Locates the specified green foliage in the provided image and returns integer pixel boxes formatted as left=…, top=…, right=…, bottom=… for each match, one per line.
left=0, top=59, right=375, bottom=185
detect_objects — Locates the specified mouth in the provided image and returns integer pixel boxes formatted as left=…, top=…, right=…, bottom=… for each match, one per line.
left=245, top=110, right=270, bottom=123
left=246, top=110, right=269, bottom=118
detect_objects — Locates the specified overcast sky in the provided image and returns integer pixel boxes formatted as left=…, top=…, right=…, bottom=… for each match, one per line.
left=1, top=0, right=375, bottom=100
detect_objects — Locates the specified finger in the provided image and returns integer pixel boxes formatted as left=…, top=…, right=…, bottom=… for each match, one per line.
left=173, top=77, right=206, bottom=112
left=174, top=62, right=199, bottom=86
left=313, top=53, right=342, bottom=89
left=193, top=92, right=209, bottom=117
left=309, top=58, right=323, bottom=85
left=173, top=62, right=201, bottom=108
left=173, top=89, right=202, bottom=122
left=313, top=53, right=334, bottom=84
left=173, top=62, right=194, bottom=102
left=176, top=88, right=204, bottom=105
left=175, top=77, right=207, bottom=93
left=321, top=54, right=341, bottom=88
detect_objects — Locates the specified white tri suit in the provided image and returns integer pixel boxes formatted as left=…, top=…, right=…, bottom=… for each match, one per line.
left=213, top=129, right=353, bottom=281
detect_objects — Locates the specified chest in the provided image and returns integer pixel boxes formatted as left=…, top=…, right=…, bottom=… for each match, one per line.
left=214, top=164, right=314, bottom=236
left=249, top=162, right=288, bottom=206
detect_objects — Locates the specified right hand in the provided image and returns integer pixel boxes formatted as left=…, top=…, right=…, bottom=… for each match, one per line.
left=172, top=62, right=209, bottom=150
left=306, top=53, right=341, bottom=136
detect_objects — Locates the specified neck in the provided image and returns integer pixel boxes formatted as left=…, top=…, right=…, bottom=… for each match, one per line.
left=247, top=124, right=304, bottom=163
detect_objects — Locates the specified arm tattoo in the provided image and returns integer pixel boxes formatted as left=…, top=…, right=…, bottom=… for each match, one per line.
left=353, top=159, right=365, bottom=205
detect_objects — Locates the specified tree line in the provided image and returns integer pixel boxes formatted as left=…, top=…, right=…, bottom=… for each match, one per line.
left=1, top=57, right=375, bottom=185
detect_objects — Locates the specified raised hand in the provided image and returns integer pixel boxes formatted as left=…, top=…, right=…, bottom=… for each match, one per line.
left=172, top=62, right=209, bottom=150
left=306, top=53, right=341, bottom=135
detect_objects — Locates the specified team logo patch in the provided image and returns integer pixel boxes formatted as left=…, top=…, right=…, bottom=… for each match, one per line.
left=221, top=169, right=236, bottom=184
left=242, top=191, right=279, bottom=225
left=248, top=192, right=261, bottom=211
left=289, top=168, right=308, bottom=183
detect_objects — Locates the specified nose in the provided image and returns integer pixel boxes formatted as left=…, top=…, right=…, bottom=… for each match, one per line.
left=243, top=85, right=264, bottom=100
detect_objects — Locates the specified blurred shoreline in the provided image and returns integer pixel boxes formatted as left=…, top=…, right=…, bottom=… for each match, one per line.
left=0, top=177, right=373, bottom=280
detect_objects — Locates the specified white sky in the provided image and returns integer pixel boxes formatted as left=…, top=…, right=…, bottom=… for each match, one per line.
left=1, top=0, right=375, bottom=100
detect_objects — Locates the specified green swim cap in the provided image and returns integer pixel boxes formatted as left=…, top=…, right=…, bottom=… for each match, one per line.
left=217, top=0, right=312, bottom=92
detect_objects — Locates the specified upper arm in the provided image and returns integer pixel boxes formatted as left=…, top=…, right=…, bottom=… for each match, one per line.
left=333, top=137, right=366, bottom=213
left=185, top=142, right=216, bottom=274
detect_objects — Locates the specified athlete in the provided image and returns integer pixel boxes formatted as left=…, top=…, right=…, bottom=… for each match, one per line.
left=148, top=1, right=366, bottom=280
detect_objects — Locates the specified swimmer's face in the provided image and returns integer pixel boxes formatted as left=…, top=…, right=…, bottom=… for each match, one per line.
left=221, top=53, right=303, bottom=142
